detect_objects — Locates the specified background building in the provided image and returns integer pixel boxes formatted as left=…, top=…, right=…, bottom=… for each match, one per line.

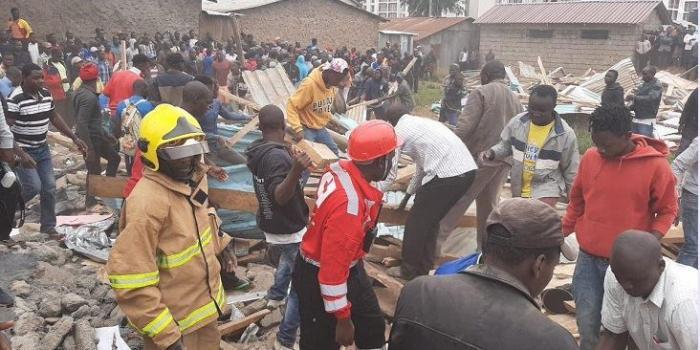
left=201, top=0, right=386, bottom=50
left=475, top=0, right=672, bottom=74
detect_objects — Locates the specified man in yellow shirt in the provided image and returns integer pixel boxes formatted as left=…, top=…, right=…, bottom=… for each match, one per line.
left=287, top=58, right=349, bottom=155
left=7, top=8, right=32, bottom=42
left=481, top=85, right=580, bottom=207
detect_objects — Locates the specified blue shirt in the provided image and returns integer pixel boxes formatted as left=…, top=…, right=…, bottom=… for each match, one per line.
left=202, top=55, right=214, bottom=77
left=116, top=95, right=155, bottom=123
left=97, top=60, right=111, bottom=84
left=0, top=78, right=13, bottom=98
left=201, top=100, right=249, bottom=136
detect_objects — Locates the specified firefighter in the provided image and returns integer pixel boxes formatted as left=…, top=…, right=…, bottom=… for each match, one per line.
left=106, top=104, right=235, bottom=350
left=292, top=120, right=399, bottom=350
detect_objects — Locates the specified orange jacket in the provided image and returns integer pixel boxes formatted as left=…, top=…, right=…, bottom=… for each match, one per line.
left=106, top=167, right=230, bottom=349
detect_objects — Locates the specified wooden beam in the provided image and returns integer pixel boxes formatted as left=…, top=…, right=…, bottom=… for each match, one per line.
left=401, top=57, right=417, bottom=76
left=295, top=139, right=339, bottom=170
left=87, top=175, right=476, bottom=227
left=225, top=117, right=259, bottom=149
left=218, top=88, right=261, bottom=112
left=217, top=309, right=270, bottom=336
left=537, top=56, right=551, bottom=85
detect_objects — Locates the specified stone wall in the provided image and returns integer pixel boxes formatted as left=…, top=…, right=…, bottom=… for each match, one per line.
left=6, top=0, right=200, bottom=41
left=237, top=0, right=383, bottom=51
left=477, top=11, right=664, bottom=74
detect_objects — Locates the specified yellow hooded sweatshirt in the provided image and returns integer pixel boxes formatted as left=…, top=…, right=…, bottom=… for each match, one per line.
left=286, top=68, right=336, bottom=133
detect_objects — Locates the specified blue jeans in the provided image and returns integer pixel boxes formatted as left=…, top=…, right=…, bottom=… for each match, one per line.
left=572, top=250, right=609, bottom=350
left=15, top=144, right=56, bottom=231
left=678, top=190, right=698, bottom=268
left=631, top=120, right=654, bottom=138
left=267, top=243, right=301, bottom=348
left=303, top=127, right=339, bottom=156
left=446, top=110, right=459, bottom=126
left=277, top=289, right=300, bottom=348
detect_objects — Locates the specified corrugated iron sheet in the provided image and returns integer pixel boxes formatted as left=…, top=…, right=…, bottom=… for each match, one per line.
left=475, top=1, right=669, bottom=25
left=201, top=0, right=383, bottom=19
left=242, top=65, right=296, bottom=114
left=379, top=17, right=472, bottom=41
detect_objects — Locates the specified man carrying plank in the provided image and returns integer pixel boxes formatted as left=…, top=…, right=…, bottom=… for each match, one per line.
left=287, top=58, right=349, bottom=155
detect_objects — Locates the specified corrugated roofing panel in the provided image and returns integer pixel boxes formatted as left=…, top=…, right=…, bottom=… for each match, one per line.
left=242, top=65, right=296, bottom=115
left=475, top=1, right=669, bottom=25
left=379, top=17, right=472, bottom=41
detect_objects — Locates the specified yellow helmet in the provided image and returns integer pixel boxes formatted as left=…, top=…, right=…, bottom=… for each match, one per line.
left=137, top=104, right=206, bottom=171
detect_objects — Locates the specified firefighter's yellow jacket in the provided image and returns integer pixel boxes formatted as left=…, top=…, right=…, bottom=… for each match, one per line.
left=106, top=167, right=231, bottom=349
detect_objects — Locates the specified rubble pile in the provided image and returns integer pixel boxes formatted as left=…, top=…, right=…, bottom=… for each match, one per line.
left=1, top=232, right=140, bottom=350
left=464, top=57, right=697, bottom=151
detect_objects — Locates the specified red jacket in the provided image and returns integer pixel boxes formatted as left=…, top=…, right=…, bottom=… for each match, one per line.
left=562, top=135, right=678, bottom=258
left=300, top=160, right=383, bottom=320
left=123, top=149, right=144, bottom=198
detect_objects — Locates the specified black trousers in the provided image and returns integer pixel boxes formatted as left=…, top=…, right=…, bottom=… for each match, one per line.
left=85, top=135, right=120, bottom=177
left=401, top=171, right=476, bottom=279
left=292, top=257, right=385, bottom=350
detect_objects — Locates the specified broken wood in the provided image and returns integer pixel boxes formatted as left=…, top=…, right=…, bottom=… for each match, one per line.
left=218, top=88, right=261, bottom=112
left=237, top=251, right=266, bottom=265
left=401, top=57, right=417, bottom=76
left=381, top=257, right=401, bottom=267
left=395, top=164, right=416, bottom=185
left=225, top=116, right=259, bottom=148
left=294, top=139, right=339, bottom=170
left=219, top=340, right=239, bottom=350
left=217, top=309, right=270, bottom=336
left=88, top=175, right=476, bottom=227
left=364, top=262, right=403, bottom=318
left=368, top=244, right=402, bottom=260
left=537, top=56, right=552, bottom=85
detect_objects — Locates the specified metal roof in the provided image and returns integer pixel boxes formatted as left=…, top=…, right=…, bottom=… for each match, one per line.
left=202, top=0, right=385, bottom=20
left=379, top=17, right=473, bottom=41
left=242, top=65, right=296, bottom=115
left=475, top=1, right=671, bottom=25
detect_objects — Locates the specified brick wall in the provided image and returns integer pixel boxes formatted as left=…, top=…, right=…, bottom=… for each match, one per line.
left=478, top=21, right=654, bottom=74
left=237, top=0, right=383, bottom=51
left=7, top=0, right=200, bottom=41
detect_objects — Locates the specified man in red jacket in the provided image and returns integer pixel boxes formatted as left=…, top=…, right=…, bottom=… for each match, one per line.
left=292, top=120, right=399, bottom=350
left=561, top=104, right=678, bottom=350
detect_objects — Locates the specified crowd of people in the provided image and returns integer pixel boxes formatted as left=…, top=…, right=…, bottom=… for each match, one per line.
left=635, top=24, right=698, bottom=76
left=0, top=5, right=699, bottom=350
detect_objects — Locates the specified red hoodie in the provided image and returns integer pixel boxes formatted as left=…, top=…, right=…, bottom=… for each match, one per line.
left=562, top=135, right=678, bottom=258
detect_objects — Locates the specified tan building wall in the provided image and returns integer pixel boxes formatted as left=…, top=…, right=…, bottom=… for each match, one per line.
left=236, top=0, right=383, bottom=51
left=478, top=13, right=664, bottom=74
left=6, top=0, right=199, bottom=41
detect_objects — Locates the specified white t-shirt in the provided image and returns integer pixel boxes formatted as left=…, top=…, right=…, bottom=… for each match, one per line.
left=601, top=258, right=698, bottom=350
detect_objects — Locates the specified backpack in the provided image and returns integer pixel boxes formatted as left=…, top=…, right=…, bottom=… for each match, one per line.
left=119, top=99, right=147, bottom=156
left=0, top=166, right=25, bottom=241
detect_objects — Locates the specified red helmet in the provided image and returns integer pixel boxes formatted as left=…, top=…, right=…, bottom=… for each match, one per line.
left=348, top=120, right=400, bottom=163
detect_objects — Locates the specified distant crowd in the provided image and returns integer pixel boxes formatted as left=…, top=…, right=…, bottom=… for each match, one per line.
left=636, top=24, right=698, bottom=75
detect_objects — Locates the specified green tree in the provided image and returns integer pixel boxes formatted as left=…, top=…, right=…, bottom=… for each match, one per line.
left=402, top=0, right=464, bottom=16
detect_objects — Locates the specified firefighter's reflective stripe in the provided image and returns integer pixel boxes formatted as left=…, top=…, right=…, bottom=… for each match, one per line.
left=157, top=227, right=213, bottom=269
left=320, top=283, right=347, bottom=297
left=136, top=309, right=175, bottom=338
left=177, top=280, right=226, bottom=332
left=330, top=162, right=359, bottom=215
left=108, top=271, right=160, bottom=289
left=323, top=295, right=349, bottom=312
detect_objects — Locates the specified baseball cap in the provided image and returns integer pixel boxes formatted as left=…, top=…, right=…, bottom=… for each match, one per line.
left=90, top=47, right=98, bottom=53
left=485, top=198, right=577, bottom=261
left=70, top=56, right=83, bottom=65
left=79, top=63, right=99, bottom=82
left=322, top=58, right=348, bottom=74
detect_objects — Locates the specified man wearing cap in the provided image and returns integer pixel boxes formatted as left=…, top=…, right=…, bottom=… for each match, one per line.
left=293, top=120, right=398, bottom=350
left=71, top=56, right=106, bottom=94
left=286, top=57, right=349, bottom=155
left=73, top=63, right=120, bottom=206
left=388, top=198, right=578, bottom=350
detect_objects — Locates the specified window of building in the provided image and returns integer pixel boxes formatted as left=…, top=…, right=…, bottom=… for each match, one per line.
left=379, top=3, right=387, bottom=11
left=684, top=0, right=698, bottom=21
left=581, top=30, right=609, bottom=40
left=527, top=29, right=554, bottom=38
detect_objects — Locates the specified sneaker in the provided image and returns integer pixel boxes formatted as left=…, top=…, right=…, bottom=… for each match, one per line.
left=273, top=339, right=294, bottom=350
left=266, top=298, right=285, bottom=309
left=222, top=274, right=252, bottom=291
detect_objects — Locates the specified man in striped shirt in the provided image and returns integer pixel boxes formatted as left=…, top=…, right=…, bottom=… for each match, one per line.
left=6, top=63, right=87, bottom=235
left=379, top=104, right=478, bottom=280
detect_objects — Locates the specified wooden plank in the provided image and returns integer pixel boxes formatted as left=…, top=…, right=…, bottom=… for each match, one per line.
left=218, top=88, right=261, bottom=112
left=373, top=286, right=398, bottom=318
left=401, top=57, right=417, bottom=76
left=295, top=139, right=339, bottom=170
left=225, top=117, right=259, bottom=148
left=662, top=225, right=684, bottom=245
left=364, top=262, right=403, bottom=318
left=369, top=244, right=402, bottom=260
left=220, top=340, right=239, bottom=350
left=395, top=164, right=416, bottom=185
left=88, top=175, right=476, bottom=227
left=364, top=261, right=404, bottom=291
left=537, top=56, right=551, bottom=85
left=217, top=309, right=270, bottom=336
left=382, top=257, right=401, bottom=267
